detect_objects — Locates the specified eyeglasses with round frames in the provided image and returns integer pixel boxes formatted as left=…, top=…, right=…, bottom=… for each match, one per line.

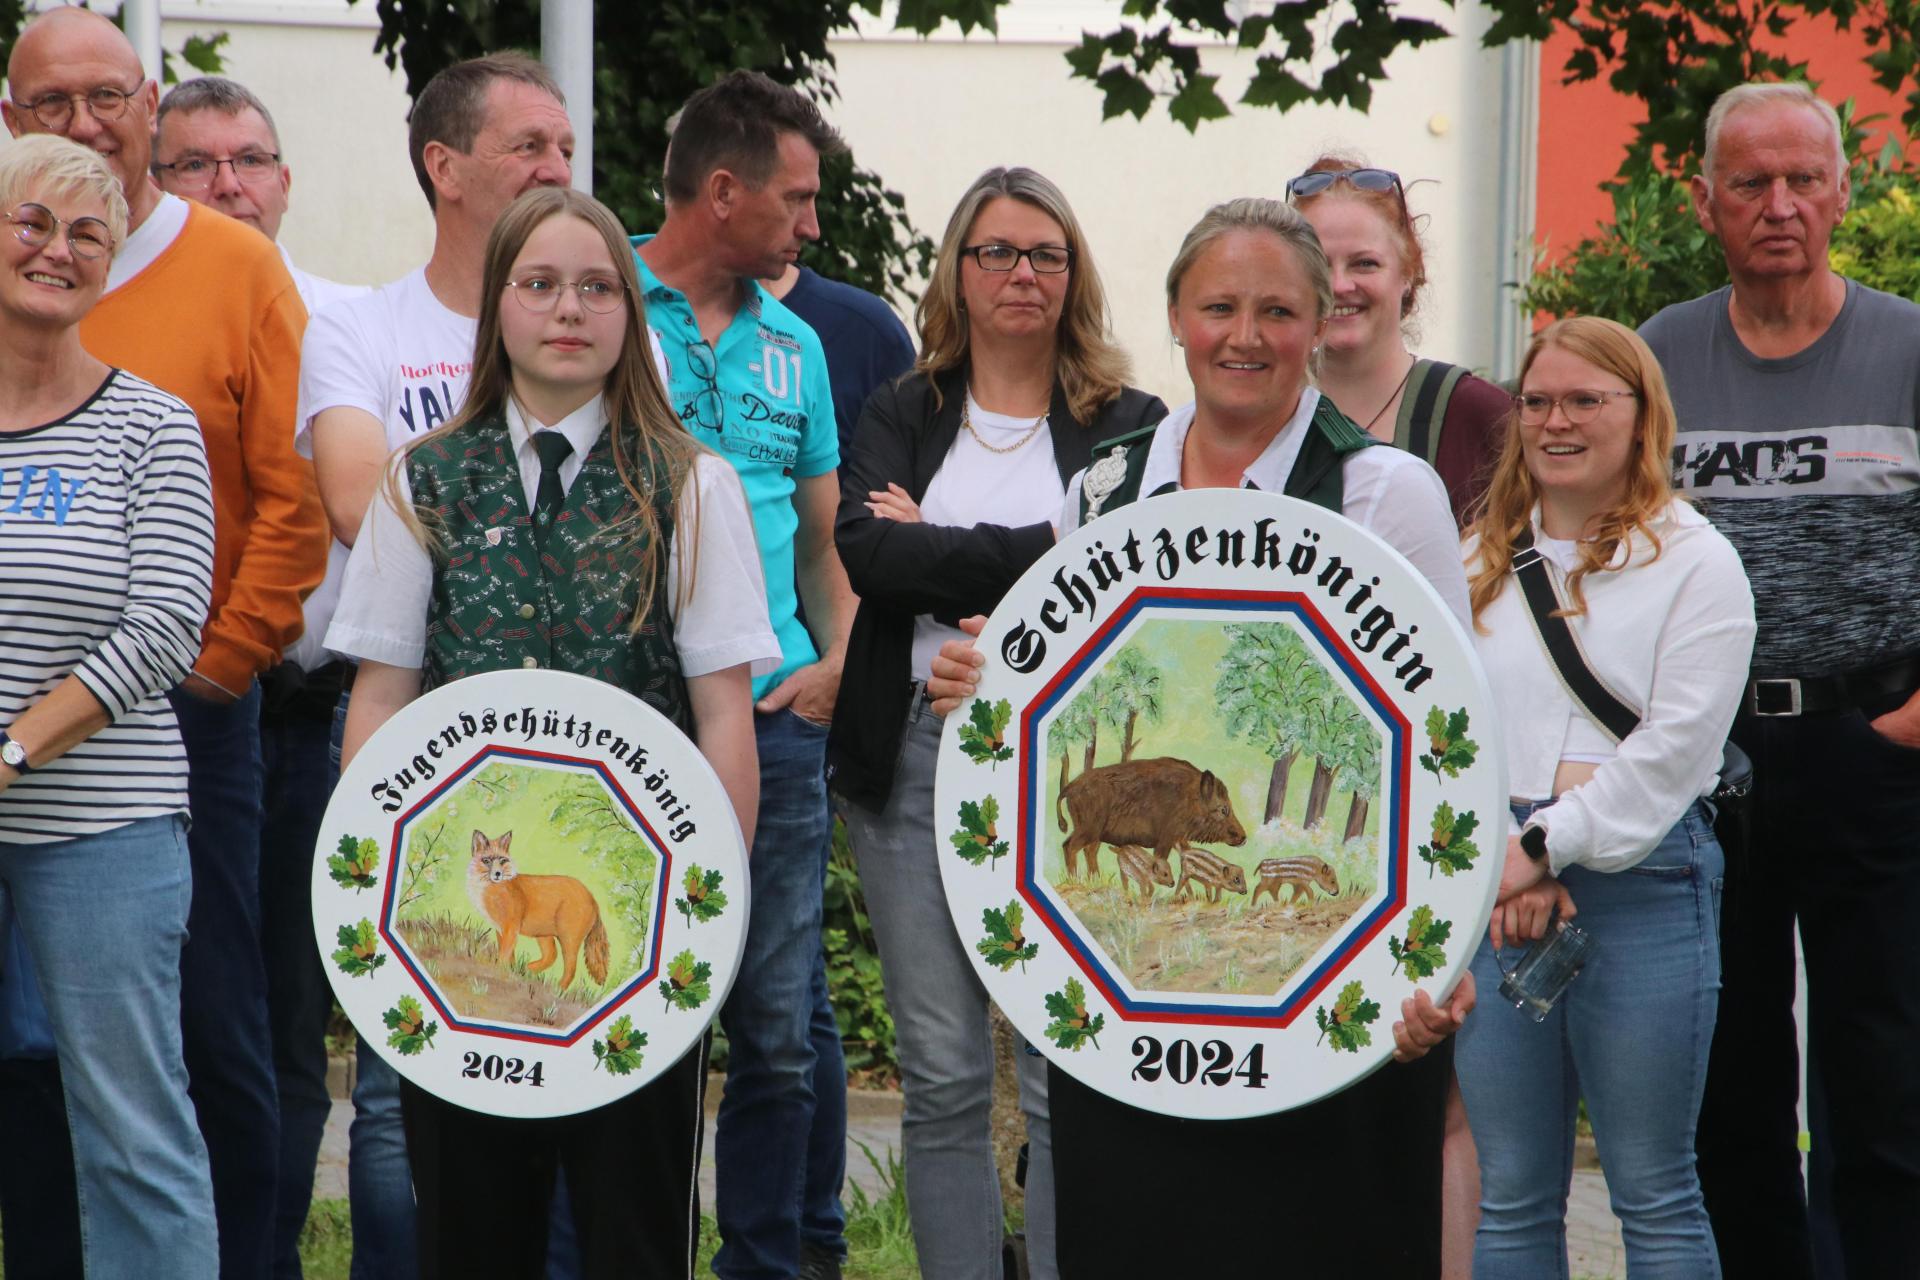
left=506, top=274, right=627, bottom=314
left=961, top=243, right=1074, bottom=274
left=153, top=152, right=282, bottom=191
left=1514, top=389, right=1638, bottom=426
left=1285, top=167, right=1407, bottom=207
left=3, top=203, right=113, bottom=261
left=12, top=83, right=144, bottom=133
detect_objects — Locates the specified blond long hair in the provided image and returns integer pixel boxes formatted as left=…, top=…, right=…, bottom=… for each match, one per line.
left=1466, top=316, right=1681, bottom=621
left=914, top=167, right=1131, bottom=425
left=387, top=186, right=701, bottom=627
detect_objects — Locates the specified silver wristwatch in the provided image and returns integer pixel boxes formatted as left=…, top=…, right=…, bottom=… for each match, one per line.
left=0, top=733, right=30, bottom=774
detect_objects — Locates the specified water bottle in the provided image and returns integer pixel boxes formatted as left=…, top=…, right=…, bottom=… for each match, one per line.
left=1497, top=920, right=1596, bottom=1022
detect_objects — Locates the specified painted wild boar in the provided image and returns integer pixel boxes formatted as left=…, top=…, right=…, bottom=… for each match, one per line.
left=1251, top=855, right=1341, bottom=908
left=1112, top=845, right=1176, bottom=902
left=1056, top=757, right=1248, bottom=878
left=1172, top=847, right=1250, bottom=904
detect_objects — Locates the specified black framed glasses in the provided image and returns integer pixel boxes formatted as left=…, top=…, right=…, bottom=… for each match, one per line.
left=505, top=274, right=627, bottom=314
left=153, top=152, right=281, bottom=191
left=682, top=340, right=723, bottom=431
left=961, top=243, right=1074, bottom=274
left=1514, top=389, right=1638, bottom=426
left=3, top=203, right=112, bottom=261
left=12, top=83, right=143, bottom=132
left=1285, top=168, right=1406, bottom=205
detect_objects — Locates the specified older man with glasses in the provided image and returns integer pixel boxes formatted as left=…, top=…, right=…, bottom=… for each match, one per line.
left=150, top=72, right=376, bottom=1279
left=0, top=8, right=326, bottom=1279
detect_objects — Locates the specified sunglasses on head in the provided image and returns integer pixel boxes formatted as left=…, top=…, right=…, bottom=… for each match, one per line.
left=1285, top=168, right=1405, bottom=203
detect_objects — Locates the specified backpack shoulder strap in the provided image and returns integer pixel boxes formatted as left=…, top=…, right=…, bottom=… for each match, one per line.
left=1394, top=359, right=1467, bottom=468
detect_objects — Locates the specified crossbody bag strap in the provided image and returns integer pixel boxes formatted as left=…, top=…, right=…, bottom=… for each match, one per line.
left=1510, top=526, right=1641, bottom=743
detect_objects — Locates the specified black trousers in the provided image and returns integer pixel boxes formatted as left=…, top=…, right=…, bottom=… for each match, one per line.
left=1696, top=699, right=1920, bottom=1280
left=400, top=1040, right=708, bottom=1279
left=1049, top=1039, right=1450, bottom=1277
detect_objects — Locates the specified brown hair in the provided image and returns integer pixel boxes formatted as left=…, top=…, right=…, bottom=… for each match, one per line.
left=1295, top=152, right=1427, bottom=321
left=408, top=52, right=564, bottom=210
left=1465, top=316, right=1682, bottom=622
left=386, top=187, right=702, bottom=626
left=662, top=70, right=844, bottom=205
left=914, top=166, right=1131, bottom=425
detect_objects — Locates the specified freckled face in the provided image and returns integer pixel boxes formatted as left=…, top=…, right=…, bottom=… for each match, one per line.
left=1300, top=194, right=1409, bottom=358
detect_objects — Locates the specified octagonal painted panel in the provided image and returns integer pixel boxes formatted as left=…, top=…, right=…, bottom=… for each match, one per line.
left=936, top=490, right=1505, bottom=1118
left=315, top=670, right=748, bottom=1117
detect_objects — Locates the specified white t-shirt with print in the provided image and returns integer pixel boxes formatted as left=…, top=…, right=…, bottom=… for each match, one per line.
left=293, top=268, right=476, bottom=668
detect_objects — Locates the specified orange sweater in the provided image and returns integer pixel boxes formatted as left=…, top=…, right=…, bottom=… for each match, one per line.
left=81, top=201, right=327, bottom=693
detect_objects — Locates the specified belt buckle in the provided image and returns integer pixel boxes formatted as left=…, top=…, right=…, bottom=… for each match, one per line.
left=1751, top=677, right=1803, bottom=717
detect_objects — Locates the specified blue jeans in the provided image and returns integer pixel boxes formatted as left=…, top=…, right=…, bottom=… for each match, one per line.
left=262, top=702, right=340, bottom=1278
left=0, top=814, right=218, bottom=1277
left=1456, top=800, right=1724, bottom=1280
left=331, top=689, right=420, bottom=1280
left=170, top=681, right=281, bottom=1278
left=839, top=704, right=1055, bottom=1280
left=713, top=709, right=838, bottom=1280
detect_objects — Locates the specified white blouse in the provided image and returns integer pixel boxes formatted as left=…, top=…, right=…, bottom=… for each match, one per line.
left=327, top=395, right=780, bottom=681
left=1467, top=499, right=1756, bottom=874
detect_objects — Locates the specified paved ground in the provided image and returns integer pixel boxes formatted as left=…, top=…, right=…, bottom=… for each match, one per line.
left=316, top=1070, right=1629, bottom=1277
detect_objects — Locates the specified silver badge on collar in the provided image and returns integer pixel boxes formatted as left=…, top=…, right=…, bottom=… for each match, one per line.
left=1081, top=446, right=1130, bottom=518
left=485, top=527, right=504, bottom=546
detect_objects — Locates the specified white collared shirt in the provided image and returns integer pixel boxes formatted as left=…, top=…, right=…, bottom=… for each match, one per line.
left=105, top=190, right=189, bottom=293
left=1466, top=499, right=1756, bottom=873
left=1064, top=389, right=1472, bottom=625
left=327, top=396, right=780, bottom=681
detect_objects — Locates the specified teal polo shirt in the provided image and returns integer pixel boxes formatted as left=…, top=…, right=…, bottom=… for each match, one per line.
left=632, top=236, right=839, bottom=698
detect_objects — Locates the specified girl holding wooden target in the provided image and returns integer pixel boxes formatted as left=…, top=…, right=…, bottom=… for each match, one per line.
left=328, top=186, right=776, bottom=1276
left=929, top=197, right=1478, bottom=1276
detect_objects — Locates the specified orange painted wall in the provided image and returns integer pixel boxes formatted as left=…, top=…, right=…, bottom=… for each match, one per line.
left=1535, top=20, right=1917, bottom=259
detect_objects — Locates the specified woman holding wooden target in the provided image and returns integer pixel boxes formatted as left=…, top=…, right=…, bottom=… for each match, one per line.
left=929, top=197, right=1478, bottom=1276
left=328, top=186, right=776, bottom=1276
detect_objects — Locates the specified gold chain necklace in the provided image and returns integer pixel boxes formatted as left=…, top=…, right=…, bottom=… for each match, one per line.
left=962, top=394, right=1047, bottom=455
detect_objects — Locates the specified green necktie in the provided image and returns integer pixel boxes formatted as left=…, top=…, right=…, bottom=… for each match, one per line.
left=531, top=430, right=574, bottom=550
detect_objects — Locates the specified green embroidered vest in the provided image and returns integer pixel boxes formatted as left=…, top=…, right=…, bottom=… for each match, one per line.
left=407, top=413, right=692, bottom=733
left=1078, top=394, right=1378, bottom=521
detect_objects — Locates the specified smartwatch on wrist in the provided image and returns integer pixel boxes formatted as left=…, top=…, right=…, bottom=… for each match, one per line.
left=0, top=732, right=31, bottom=775
left=1520, top=823, right=1548, bottom=863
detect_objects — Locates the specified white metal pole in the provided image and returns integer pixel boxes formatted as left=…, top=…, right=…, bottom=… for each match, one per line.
left=122, top=0, right=164, bottom=89
left=542, top=0, right=594, bottom=195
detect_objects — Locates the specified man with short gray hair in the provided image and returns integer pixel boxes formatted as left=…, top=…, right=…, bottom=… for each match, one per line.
left=1642, top=79, right=1920, bottom=1280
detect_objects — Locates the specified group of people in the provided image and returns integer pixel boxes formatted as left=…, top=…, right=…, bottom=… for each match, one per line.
left=0, top=2, right=1912, bottom=1275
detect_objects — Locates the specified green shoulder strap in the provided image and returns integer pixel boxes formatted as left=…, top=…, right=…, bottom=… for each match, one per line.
left=1391, top=359, right=1466, bottom=469
left=1284, top=396, right=1378, bottom=512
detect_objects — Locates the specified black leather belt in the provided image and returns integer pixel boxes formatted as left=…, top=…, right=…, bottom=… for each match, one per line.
left=1745, top=654, right=1920, bottom=717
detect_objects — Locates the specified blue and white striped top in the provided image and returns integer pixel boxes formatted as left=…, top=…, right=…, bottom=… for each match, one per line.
left=0, top=370, right=213, bottom=844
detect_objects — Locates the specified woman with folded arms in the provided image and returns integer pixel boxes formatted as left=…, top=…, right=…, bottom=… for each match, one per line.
left=831, top=166, right=1163, bottom=1280
left=1455, top=316, right=1754, bottom=1278
left=0, top=134, right=217, bottom=1277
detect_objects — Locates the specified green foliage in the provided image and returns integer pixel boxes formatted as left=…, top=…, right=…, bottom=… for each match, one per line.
left=1388, top=904, right=1453, bottom=979
left=328, top=835, right=381, bottom=891
left=342, top=0, right=932, bottom=302
left=975, top=899, right=1038, bottom=972
left=823, top=817, right=897, bottom=1080
left=674, top=864, right=728, bottom=927
left=592, top=1013, right=647, bottom=1075
left=1417, top=802, right=1482, bottom=878
left=1419, top=707, right=1479, bottom=781
left=331, top=920, right=387, bottom=978
left=1314, top=979, right=1380, bottom=1053
left=949, top=796, right=1008, bottom=867
left=660, top=949, right=713, bottom=1011
left=1215, top=623, right=1380, bottom=824
left=382, top=995, right=438, bottom=1055
left=1043, top=976, right=1104, bottom=1051
left=957, top=698, right=1014, bottom=767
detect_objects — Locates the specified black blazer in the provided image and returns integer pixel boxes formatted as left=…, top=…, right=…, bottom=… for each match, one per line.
left=829, top=366, right=1166, bottom=811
